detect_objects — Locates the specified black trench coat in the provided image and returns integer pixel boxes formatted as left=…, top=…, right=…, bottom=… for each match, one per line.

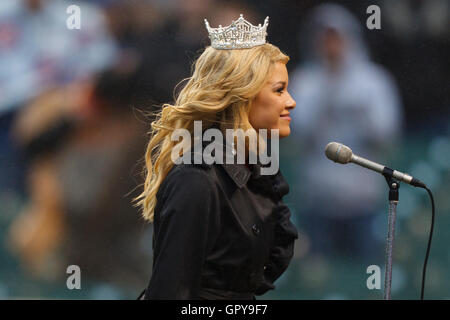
left=143, top=141, right=298, bottom=300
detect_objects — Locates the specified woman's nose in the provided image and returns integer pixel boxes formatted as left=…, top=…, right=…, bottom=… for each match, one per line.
left=286, top=92, right=296, bottom=109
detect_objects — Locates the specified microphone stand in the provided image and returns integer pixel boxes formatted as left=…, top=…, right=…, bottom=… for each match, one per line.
left=383, top=174, right=399, bottom=300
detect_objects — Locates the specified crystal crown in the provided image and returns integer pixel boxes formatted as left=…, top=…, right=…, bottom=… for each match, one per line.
left=204, top=14, right=269, bottom=50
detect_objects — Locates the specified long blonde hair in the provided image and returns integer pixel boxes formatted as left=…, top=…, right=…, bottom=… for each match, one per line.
left=135, top=43, right=289, bottom=222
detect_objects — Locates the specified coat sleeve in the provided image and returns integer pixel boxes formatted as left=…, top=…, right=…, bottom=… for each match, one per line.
left=145, top=166, right=220, bottom=299
left=256, top=202, right=298, bottom=295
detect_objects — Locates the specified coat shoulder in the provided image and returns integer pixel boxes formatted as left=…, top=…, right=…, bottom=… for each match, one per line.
left=158, top=163, right=216, bottom=198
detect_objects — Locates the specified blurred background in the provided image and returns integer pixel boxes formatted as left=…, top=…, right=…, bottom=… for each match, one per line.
left=0, top=0, right=449, bottom=299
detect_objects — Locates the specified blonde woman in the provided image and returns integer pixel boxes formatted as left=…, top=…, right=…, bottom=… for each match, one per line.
left=136, top=15, right=298, bottom=300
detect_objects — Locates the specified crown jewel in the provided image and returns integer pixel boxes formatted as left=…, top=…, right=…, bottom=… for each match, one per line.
left=204, top=14, right=269, bottom=50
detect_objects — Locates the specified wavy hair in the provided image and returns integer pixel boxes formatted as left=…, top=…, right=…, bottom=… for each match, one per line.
left=135, top=43, right=289, bottom=222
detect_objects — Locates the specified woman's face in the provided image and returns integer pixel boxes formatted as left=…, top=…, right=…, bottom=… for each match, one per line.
left=249, top=62, right=296, bottom=138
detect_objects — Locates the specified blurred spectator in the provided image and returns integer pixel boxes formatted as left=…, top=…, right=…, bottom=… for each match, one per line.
left=124, top=0, right=215, bottom=105
left=378, top=0, right=450, bottom=132
left=7, top=87, right=74, bottom=279
left=0, top=0, right=118, bottom=113
left=0, top=0, right=156, bottom=294
left=290, top=4, right=404, bottom=261
left=8, top=61, right=152, bottom=291
left=56, top=66, right=152, bottom=291
left=100, top=0, right=259, bottom=106
left=0, top=0, right=118, bottom=235
left=382, top=0, right=450, bottom=41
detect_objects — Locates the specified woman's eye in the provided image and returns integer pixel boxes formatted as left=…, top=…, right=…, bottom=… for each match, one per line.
left=276, top=87, right=284, bottom=94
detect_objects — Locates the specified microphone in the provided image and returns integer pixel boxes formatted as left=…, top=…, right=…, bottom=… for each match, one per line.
left=324, top=142, right=426, bottom=188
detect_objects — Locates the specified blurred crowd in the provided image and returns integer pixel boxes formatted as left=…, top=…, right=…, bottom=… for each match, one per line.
left=0, top=0, right=449, bottom=299
left=290, top=3, right=403, bottom=262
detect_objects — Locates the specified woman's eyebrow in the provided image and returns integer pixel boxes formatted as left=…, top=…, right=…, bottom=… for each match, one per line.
left=271, top=81, right=286, bottom=87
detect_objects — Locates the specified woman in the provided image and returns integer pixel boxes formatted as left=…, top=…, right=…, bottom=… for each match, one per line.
left=136, top=14, right=298, bottom=299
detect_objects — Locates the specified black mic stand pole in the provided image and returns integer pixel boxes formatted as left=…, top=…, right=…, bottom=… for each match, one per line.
left=383, top=173, right=399, bottom=300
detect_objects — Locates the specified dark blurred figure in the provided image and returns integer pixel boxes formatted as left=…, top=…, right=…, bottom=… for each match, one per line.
left=8, top=59, right=152, bottom=295
left=290, top=4, right=404, bottom=262
left=0, top=0, right=117, bottom=211
left=0, top=0, right=117, bottom=210
left=57, top=65, right=152, bottom=293
left=100, top=0, right=261, bottom=106
left=382, top=0, right=449, bottom=43
left=99, top=0, right=213, bottom=106
left=380, top=0, right=450, bottom=132
left=0, top=0, right=120, bottom=296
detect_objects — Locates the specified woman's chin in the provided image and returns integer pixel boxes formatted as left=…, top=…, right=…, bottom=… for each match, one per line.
left=279, top=126, right=291, bottom=138
left=259, top=126, right=291, bottom=139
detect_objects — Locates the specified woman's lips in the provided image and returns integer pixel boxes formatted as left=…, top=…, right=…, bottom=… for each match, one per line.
left=280, top=114, right=291, bottom=121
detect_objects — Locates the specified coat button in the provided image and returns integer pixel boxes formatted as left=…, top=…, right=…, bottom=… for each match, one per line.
left=252, top=224, right=260, bottom=236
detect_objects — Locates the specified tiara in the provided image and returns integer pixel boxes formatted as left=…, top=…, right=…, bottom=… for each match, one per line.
left=204, top=14, right=269, bottom=50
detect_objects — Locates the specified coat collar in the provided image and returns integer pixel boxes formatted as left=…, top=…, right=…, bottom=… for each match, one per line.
left=191, top=138, right=261, bottom=188
left=221, top=162, right=253, bottom=188
left=190, top=132, right=283, bottom=192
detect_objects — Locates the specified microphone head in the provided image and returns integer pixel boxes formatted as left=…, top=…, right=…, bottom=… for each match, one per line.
left=325, top=142, right=353, bottom=164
